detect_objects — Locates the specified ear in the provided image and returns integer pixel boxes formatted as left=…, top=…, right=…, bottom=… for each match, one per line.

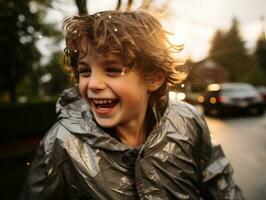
left=147, top=73, right=165, bottom=92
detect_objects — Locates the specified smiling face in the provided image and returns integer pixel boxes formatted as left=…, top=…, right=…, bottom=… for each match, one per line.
left=77, top=43, right=153, bottom=131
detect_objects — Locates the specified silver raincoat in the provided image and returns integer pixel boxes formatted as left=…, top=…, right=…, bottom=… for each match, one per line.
left=20, top=88, right=244, bottom=200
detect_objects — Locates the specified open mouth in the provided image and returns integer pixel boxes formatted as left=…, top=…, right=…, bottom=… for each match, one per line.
left=91, top=99, right=119, bottom=110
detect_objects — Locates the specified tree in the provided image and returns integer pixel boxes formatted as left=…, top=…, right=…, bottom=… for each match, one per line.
left=73, top=0, right=170, bottom=15
left=0, top=0, right=60, bottom=103
left=209, top=29, right=227, bottom=64
left=39, top=52, right=70, bottom=97
left=209, top=18, right=250, bottom=82
left=240, top=30, right=266, bottom=86
left=254, top=31, right=266, bottom=74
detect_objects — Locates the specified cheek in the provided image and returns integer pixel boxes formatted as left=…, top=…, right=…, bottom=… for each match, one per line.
left=78, top=80, right=87, bottom=97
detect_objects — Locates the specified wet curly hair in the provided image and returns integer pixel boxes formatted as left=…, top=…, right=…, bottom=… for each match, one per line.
left=63, top=10, right=186, bottom=115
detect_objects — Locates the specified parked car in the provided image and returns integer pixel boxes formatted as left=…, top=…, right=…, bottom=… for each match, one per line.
left=201, top=83, right=265, bottom=116
left=257, top=86, right=266, bottom=103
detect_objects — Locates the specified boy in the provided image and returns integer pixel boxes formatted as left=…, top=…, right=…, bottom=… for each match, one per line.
left=21, top=11, right=244, bottom=199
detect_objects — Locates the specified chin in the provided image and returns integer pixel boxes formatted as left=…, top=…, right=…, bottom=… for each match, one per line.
left=95, top=119, right=117, bottom=129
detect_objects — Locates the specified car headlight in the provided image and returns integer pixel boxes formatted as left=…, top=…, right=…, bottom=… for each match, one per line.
left=169, top=91, right=186, bottom=101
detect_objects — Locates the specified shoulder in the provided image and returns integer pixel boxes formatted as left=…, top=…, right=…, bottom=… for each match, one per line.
left=167, top=99, right=206, bottom=129
left=41, top=122, right=71, bottom=155
left=163, top=100, right=212, bottom=165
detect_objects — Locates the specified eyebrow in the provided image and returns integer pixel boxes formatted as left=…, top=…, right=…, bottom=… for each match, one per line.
left=77, top=59, right=122, bottom=67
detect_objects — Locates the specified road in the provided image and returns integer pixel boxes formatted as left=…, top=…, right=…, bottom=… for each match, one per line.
left=204, top=111, right=266, bottom=200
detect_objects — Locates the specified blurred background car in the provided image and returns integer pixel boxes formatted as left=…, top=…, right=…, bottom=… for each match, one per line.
left=200, top=83, right=265, bottom=116
left=257, top=86, right=266, bottom=104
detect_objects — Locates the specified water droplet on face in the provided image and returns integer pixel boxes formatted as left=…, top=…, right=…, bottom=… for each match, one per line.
left=121, top=67, right=127, bottom=76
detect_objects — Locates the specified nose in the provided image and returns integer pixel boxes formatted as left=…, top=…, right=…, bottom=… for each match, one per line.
left=87, top=72, right=106, bottom=91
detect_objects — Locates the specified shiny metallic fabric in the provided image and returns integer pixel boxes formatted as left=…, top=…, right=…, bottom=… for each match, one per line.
left=20, top=88, right=244, bottom=200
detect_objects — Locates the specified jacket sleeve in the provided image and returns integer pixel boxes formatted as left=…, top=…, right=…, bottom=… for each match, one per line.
left=19, top=133, right=66, bottom=200
left=201, top=144, right=245, bottom=200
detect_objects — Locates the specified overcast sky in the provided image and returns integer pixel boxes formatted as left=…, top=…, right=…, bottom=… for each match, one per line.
left=45, top=0, right=266, bottom=62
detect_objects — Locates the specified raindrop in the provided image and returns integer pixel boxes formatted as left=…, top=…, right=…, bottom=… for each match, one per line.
left=32, top=63, right=38, bottom=70
left=29, top=1, right=38, bottom=13
left=8, top=11, right=13, bottom=16
left=8, top=2, right=14, bottom=8
left=19, top=36, right=27, bottom=44
left=121, top=67, right=126, bottom=75
left=48, top=167, right=53, bottom=175
left=19, top=36, right=33, bottom=44
left=40, top=73, right=52, bottom=83
left=27, top=26, right=34, bottom=34
left=18, top=96, right=28, bottom=103
left=35, top=32, right=43, bottom=39
left=18, top=14, right=26, bottom=22
left=17, top=21, right=23, bottom=28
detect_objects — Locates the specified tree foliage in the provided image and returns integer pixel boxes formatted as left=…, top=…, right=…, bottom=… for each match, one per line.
left=40, top=52, right=70, bottom=97
left=74, top=0, right=170, bottom=16
left=0, top=0, right=60, bottom=103
left=241, top=31, right=266, bottom=86
left=254, top=31, right=266, bottom=73
left=209, top=18, right=250, bottom=82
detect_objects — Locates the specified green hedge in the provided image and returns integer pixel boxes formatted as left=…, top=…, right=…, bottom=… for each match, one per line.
left=0, top=102, right=57, bottom=141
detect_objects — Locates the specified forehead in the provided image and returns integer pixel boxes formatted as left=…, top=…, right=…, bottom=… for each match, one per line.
left=77, top=36, right=123, bottom=65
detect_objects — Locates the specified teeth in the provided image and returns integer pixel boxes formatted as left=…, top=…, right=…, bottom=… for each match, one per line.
left=92, top=99, right=114, bottom=104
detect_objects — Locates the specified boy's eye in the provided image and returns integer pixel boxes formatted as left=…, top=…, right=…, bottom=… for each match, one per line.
left=78, top=67, right=91, bottom=77
left=106, top=66, right=125, bottom=77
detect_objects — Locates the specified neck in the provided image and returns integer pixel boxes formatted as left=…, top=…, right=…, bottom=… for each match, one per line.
left=115, top=121, right=146, bottom=147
